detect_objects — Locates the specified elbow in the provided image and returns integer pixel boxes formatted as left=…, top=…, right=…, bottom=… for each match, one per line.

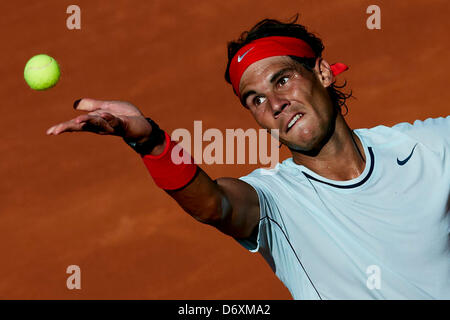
left=190, top=195, right=225, bottom=226
left=194, top=193, right=232, bottom=228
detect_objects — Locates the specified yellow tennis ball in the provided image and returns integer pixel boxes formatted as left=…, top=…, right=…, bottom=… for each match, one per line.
left=24, top=54, right=60, bottom=90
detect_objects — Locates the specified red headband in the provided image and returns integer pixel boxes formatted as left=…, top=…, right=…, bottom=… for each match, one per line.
left=228, top=36, right=349, bottom=97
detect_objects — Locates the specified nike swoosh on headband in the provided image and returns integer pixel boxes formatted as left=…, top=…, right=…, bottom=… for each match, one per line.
left=237, top=47, right=254, bottom=63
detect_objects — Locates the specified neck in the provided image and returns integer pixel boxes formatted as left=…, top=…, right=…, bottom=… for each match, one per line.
left=290, top=115, right=366, bottom=181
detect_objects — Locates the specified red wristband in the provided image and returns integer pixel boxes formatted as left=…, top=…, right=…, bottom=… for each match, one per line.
left=141, top=132, right=198, bottom=190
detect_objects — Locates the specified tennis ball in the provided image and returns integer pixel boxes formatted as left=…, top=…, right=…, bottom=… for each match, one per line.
left=24, top=54, right=60, bottom=90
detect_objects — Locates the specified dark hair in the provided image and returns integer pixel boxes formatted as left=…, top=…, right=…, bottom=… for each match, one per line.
left=225, top=15, right=352, bottom=114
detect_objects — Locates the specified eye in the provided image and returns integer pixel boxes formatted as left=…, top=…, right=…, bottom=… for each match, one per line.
left=253, top=95, right=266, bottom=106
left=277, top=76, right=289, bottom=87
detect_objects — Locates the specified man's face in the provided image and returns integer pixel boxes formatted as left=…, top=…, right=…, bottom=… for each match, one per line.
left=239, top=56, right=337, bottom=152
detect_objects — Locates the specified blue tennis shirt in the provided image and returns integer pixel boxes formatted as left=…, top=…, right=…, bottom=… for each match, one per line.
left=238, top=116, right=450, bottom=299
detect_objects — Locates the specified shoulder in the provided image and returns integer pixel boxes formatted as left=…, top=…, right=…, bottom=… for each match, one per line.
left=238, top=161, right=307, bottom=211
left=238, top=165, right=282, bottom=203
left=239, top=160, right=309, bottom=190
left=390, top=116, right=449, bottom=138
left=357, top=116, right=450, bottom=152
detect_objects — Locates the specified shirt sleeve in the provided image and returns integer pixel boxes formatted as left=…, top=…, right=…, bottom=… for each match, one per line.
left=234, top=174, right=275, bottom=254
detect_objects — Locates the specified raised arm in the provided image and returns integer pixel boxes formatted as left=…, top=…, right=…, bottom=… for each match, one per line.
left=47, top=99, right=260, bottom=239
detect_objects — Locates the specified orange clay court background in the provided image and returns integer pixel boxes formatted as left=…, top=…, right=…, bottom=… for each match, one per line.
left=0, top=0, right=448, bottom=299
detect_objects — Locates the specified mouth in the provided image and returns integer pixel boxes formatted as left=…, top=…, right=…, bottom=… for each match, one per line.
left=286, top=112, right=304, bottom=133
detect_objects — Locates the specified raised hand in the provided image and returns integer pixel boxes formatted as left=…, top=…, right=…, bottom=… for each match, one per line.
left=46, top=98, right=152, bottom=143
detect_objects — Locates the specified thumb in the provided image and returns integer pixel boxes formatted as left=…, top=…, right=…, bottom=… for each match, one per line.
left=73, top=98, right=105, bottom=112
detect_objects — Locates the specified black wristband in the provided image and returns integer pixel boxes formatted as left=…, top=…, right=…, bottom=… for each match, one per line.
left=123, top=118, right=166, bottom=155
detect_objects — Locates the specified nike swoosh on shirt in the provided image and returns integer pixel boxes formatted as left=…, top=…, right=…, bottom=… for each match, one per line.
left=237, top=47, right=254, bottom=62
left=397, top=143, right=418, bottom=166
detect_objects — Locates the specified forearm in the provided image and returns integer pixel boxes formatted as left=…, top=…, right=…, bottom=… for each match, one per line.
left=126, top=121, right=229, bottom=225
left=126, top=119, right=257, bottom=236
left=169, top=172, right=260, bottom=239
left=166, top=167, right=228, bottom=225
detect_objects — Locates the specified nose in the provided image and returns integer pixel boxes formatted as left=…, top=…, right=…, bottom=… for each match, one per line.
left=270, top=94, right=290, bottom=118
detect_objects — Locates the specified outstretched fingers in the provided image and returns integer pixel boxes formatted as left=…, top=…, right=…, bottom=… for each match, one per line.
left=46, top=114, right=114, bottom=135
left=46, top=118, right=84, bottom=135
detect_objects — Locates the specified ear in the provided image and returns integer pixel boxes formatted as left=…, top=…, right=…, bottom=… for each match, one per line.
left=314, top=58, right=334, bottom=88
